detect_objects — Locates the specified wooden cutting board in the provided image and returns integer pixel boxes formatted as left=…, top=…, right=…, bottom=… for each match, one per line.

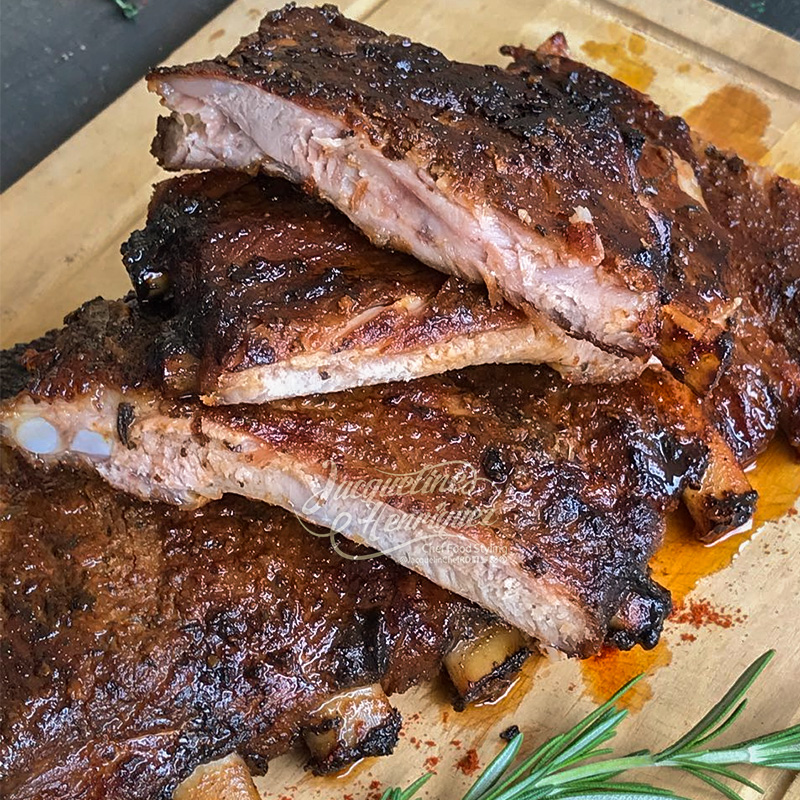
left=1, top=0, right=799, bottom=798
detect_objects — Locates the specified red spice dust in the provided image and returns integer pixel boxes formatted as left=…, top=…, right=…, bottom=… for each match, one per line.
left=451, top=739, right=462, bottom=748
left=425, top=740, right=436, bottom=747
left=670, top=598, right=746, bottom=629
left=680, top=632, right=697, bottom=642
left=456, top=748, right=480, bottom=776
left=365, top=780, right=384, bottom=800
left=424, top=755, right=440, bottom=771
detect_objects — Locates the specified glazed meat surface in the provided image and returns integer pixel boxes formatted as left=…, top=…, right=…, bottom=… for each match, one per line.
left=515, top=35, right=800, bottom=460
left=122, top=171, right=642, bottom=404
left=1, top=299, right=758, bottom=656
left=0, top=448, right=510, bottom=800
left=149, top=4, right=672, bottom=358
left=148, top=6, right=756, bottom=394
left=697, top=144, right=800, bottom=460
left=506, top=35, right=737, bottom=395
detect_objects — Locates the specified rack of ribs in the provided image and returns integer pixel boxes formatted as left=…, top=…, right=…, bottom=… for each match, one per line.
left=147, top=4, right=740, bottom=389
left=508, top=33, right=800, bottom=461
left=697, top=144, right=800, bottom=461
left=0, top=447, right=529, bottom=800
left=0, top=297, right=756, bottom=657
left=3, top=10, right=797, bottom=800
left=122, top=169, right=644, bottom=405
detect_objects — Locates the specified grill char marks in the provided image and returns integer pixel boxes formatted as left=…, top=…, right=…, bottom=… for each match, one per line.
left=0, top=449, right=497, bottom=800
left=505, top=36, right=736, bottom=395
left=1, top=298, right=756, bottom=656
left=697, top=144, right=800, bottom=459
left=149, top=4, right=668, bottom=356
left=512, top=35, right=800, bottom=461
left=121, top=171, right=641, bottom=404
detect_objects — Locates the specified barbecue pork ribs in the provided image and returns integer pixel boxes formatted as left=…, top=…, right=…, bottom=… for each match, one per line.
left=0, top=298, right=757, bottom=656
left=0, top=448, right=527, bottom=800
left=505, top=33, right=800, bottom=463
left=122, top=170, right=643, bottom=405
left=149, top=4, right=740, bottom=387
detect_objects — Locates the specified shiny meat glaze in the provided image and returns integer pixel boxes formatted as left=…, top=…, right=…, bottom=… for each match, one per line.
left=514, top=35, right=800, bottom=461
left=0, top=448, right=498, bottom=800
left=697, top=143, right=800, bottom=460
left=149, top=4, right=668, bottom=357
left=122, top=171, right=642, bottom=404
left=0, top=299, right=757, bottom=655
left=507, top=36, right=736, bottom=396
left=513, top=35, right=695, bottom=163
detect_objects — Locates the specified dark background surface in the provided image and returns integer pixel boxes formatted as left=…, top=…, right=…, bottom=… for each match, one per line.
left=1, top=0, right=798, bottom=191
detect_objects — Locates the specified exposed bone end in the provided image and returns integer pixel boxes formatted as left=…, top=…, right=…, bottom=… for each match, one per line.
left=301, top=684, right=401, bottom=775
left=10, top=412, right=116, bottom=461
left=683, top=425, right=758, bottom=543
left=444, top=623, right=531, bottom=711
left=71, top=429, right=113, bottom=457
left=684, top=481, right=758, bottom=544
left=15, top=417, right=61, bottom=454
left=606, top=573, right=671, bottom=651
left=173, top=753, right=260, bottom=800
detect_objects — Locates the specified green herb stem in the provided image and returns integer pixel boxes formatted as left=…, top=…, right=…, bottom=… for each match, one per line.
left=381, top=650, right=800, bottom=800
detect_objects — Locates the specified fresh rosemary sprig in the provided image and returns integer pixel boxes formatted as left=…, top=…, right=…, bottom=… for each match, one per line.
left=110, top=0, right=138, bottom=20
left=382, top=651, right=799, bottom=800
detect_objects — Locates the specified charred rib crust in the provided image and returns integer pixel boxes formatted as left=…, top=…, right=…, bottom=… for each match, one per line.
left=517, top=37, right=799, bottom=456
left=116, top=402, right=136, bottom=448
left=0, top=450, right=500, bottom=799
left=698, top=144, right=800, bottom=456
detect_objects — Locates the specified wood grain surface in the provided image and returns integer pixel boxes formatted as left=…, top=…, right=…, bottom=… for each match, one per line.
left=1, top=1, right=798, bottom=798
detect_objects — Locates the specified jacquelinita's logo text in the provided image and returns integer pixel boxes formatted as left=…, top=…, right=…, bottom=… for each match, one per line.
left=295, top=459, right=506, bottom=563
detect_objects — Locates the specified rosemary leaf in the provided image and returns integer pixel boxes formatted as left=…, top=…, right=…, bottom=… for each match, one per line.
left=111, top=0, right=138, bottom=20
left=658, top=650, right=774, bottom=758
left=380, top=651, right=798, bottom=800
left=461, top=730, right=524, bottom=800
